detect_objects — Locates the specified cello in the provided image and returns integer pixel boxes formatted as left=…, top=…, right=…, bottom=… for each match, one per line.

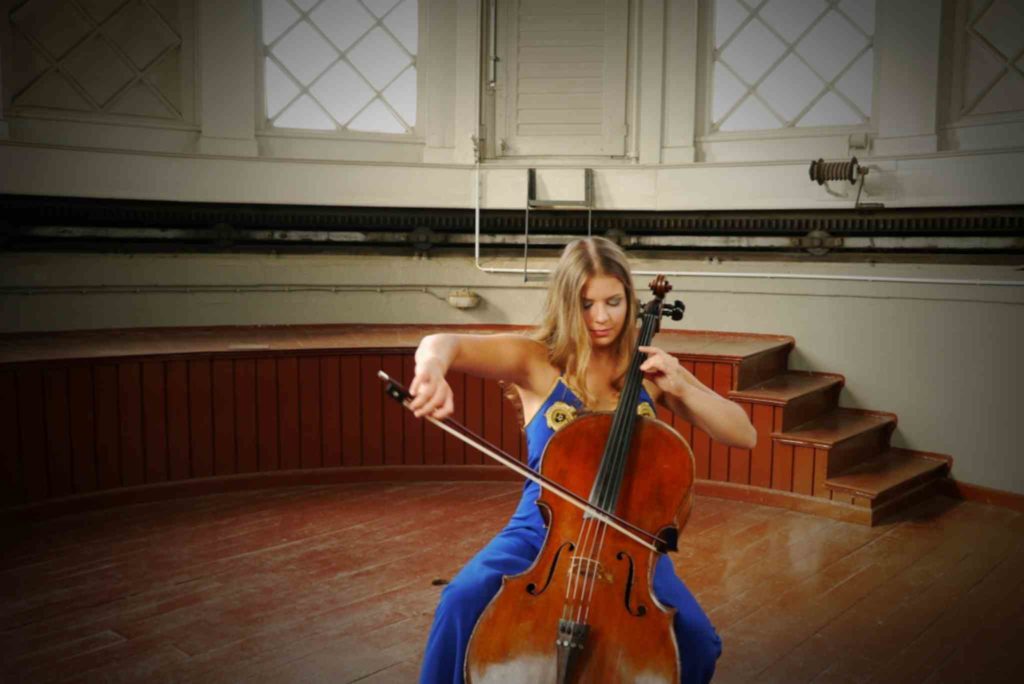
left=380, top=275, right=693, bottom=683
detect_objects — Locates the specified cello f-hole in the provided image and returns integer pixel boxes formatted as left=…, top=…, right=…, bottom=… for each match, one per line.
left=526, top=541, right=575, bottom=596
left=616, top=551, right=648, bottom=617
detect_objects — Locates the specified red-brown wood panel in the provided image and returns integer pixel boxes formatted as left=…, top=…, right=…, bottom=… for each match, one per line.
left=708, top=363, right=733, bottom=481
left=381, top=355, right=405, bottom=465
left=165, top=360, right=190, bottom=481
left=692, top=362, right=714, bottom=479
left=672, top=359, right=695, bottom=445
left=256, top=358, right=279, bottom=471
left=299, top=357, right=322, bottom=469
left=43, top=367, right=72, bottom=497
left=792, top=445, right=815, bottom=495
left=813, top=448, right=830, bottom=498
left=277, top=357, right=300, bottom=470
left=501, top=389, right=521, bottom=463
left=749, top=403, right=773, bottom=488
left=211, top=359, right=235, bottom=476
left=68, top=366, right=97, bottom=493
left=339, top=356, right=361, bottom=467
left=422, top=406, right=445, bottom=466
left=772, top=442, right=794, bottom=491
left=464, top=373, right=484, bottom=465
left=188, top=359, right=213, bottom=478
left=17, top=368, right=48, bottom=499
left=235, top=358, right=258, bottom=474
left=482, top=379, right=502, bottom=466
left=401, top=355, right=423, bottom=466
left=94, top=364, right=120, bottom=489
left=0, top=370, right=22, bottom=503
left=320, top=356, right=342, bottom=468
left=443, top=371, right=466, bottom=465
left=728, top=401, right=753, bottom=485
left=360, top=354, right=383, bottom=466
left=117, top=362, right=144, bottom=487
left=141, top=361, right=169, bottom=483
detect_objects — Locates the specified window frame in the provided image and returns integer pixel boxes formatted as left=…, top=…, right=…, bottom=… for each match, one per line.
left=254, top=0, right=426, bottom=143
left=695, top=0, right=879, bottom=145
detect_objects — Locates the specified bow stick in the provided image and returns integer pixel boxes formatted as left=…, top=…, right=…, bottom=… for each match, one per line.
left=378, top=371, right=671, bottom=554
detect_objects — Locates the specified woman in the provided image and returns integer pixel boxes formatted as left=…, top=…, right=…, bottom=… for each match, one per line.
left=409, top=237, right=757, bottom=684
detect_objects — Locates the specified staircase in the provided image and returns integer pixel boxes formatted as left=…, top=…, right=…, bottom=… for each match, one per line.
left=659, top=331, right=951, bottom=526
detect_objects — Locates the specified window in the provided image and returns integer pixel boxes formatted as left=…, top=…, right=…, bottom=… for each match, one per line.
left=709, top=0, right=874, bottom=133
left=9, top=0, right=188, bottom=121
left=953, top=0, right=1024, bottom=119
left=259, top=0, right=418, bottom=134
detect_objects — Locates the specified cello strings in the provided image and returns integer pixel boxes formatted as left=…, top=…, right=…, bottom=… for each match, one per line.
left=573, top=307, right=659, bottom=623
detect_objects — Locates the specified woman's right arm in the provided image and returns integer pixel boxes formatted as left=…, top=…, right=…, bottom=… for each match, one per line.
left=408, top=333, right=547, bottom=419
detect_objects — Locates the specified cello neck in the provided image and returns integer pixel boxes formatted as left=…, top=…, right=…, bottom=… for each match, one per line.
left=587, top=291, right=664, bottom=513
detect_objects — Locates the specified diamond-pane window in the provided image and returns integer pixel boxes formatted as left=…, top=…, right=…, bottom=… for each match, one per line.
left=710, top=0, right=875, bottom=132
left=10, top=0, right=186, bottom=119
left=260, top=0, right=418, bottom=134
left=958, top=0, right=1024, bottom=117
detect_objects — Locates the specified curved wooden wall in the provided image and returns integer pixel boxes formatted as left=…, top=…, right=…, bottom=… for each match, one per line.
left=0, top=324, right=793, bottom=519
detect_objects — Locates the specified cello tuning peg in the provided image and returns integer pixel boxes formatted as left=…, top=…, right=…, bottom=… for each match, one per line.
left=661, top=300, right=685, bottom=321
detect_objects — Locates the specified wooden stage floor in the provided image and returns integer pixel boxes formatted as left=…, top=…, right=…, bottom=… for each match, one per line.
left=2, top=482, right=1022, bottom=683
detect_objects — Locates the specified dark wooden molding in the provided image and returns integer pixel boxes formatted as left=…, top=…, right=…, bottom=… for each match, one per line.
left=2, top=194, right=1022, bottom=254
left=939, top=479, right=1024, bottom=513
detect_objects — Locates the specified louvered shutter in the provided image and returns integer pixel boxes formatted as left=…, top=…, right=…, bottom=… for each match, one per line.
left=496, top=0, right=628, bottom=156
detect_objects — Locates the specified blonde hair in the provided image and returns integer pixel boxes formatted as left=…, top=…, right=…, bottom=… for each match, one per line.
left=531, top=237, right=639, bottom=407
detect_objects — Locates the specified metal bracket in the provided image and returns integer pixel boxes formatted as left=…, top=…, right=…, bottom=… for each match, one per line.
left=524, top=168, right=594, bottom=281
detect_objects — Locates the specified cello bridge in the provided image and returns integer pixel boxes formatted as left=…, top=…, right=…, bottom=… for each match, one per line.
left=569, top=556, right=612, bottom=584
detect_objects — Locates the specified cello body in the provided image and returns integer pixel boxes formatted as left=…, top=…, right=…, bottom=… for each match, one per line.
left=464, top=411, right=696, bottom=683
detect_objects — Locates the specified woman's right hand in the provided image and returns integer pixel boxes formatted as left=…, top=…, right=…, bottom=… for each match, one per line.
left=408, top=357, right=454, bottom=419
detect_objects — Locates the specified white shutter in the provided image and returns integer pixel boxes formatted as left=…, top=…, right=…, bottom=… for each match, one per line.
left=496, top=0, right=628, bottom=156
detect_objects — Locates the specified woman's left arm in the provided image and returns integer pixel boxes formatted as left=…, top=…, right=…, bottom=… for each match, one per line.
left=639, top=346, right=757, bottom=450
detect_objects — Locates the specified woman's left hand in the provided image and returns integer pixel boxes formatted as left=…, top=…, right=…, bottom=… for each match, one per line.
left=638, top=345, right=693, bottom=398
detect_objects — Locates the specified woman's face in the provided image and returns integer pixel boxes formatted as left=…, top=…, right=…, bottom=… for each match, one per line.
left=580, top=274, right=627, bottom=349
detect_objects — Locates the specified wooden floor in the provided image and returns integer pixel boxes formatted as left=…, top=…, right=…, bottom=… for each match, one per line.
left=1, top=483, right=1022, bottom=683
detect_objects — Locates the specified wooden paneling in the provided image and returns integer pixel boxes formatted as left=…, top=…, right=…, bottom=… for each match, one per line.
left=792, top=446, right=815, bottom=495
left=211, top=359, right=235, bottom=476
left=299, top=357, right=322, bottom=469
left=235, top=359, right=258, bottom=474
left=728, top=401, right=752, bottom=485
left=401, top=355, right=423, bottom=466
left=709, top=363, right=733, bottom=481
left=94, top=364, right=121, bottom=489
left=118, top=362, right=144, bottom=488
left=772, top=442, right=794, bottom=492
left=0, top=371, right=21, bottom=502
left=321, top=357, right=342, bottom=468
left=482, top=379, right=503, bottom=467
left=43, top=367, right=72, bottom=497
left=340, top=356, right=361, bottom=467
left=750, top=403, right=773, bottom=488
left=444, top=371, right=466, bottom=465
left=464, top=374, right=484, bottom=465
left=68, top=366, right=97, bottom=493
left=0, top=349, right=768, bottom=508
left=360, top=355, right=383, bottom=466
left=165, top=361, right=190, bottom=481
left=188, top=359, right=213, bottom=478
left=277, top=357, right=300, bottom=470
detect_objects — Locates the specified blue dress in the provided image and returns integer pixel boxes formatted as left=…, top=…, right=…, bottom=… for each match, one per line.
left=419, top=378, right=722, bottom=684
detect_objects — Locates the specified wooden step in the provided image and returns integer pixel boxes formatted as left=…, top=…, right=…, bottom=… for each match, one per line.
left=730, top=371, right=843, bottom=431
left=774, top=407, right=896, bottom=475
left=826, top=448, right=950, bottom=502
left=826, top=448, right=951, bottom=524
left=657, top=330, right=794, bottom=391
